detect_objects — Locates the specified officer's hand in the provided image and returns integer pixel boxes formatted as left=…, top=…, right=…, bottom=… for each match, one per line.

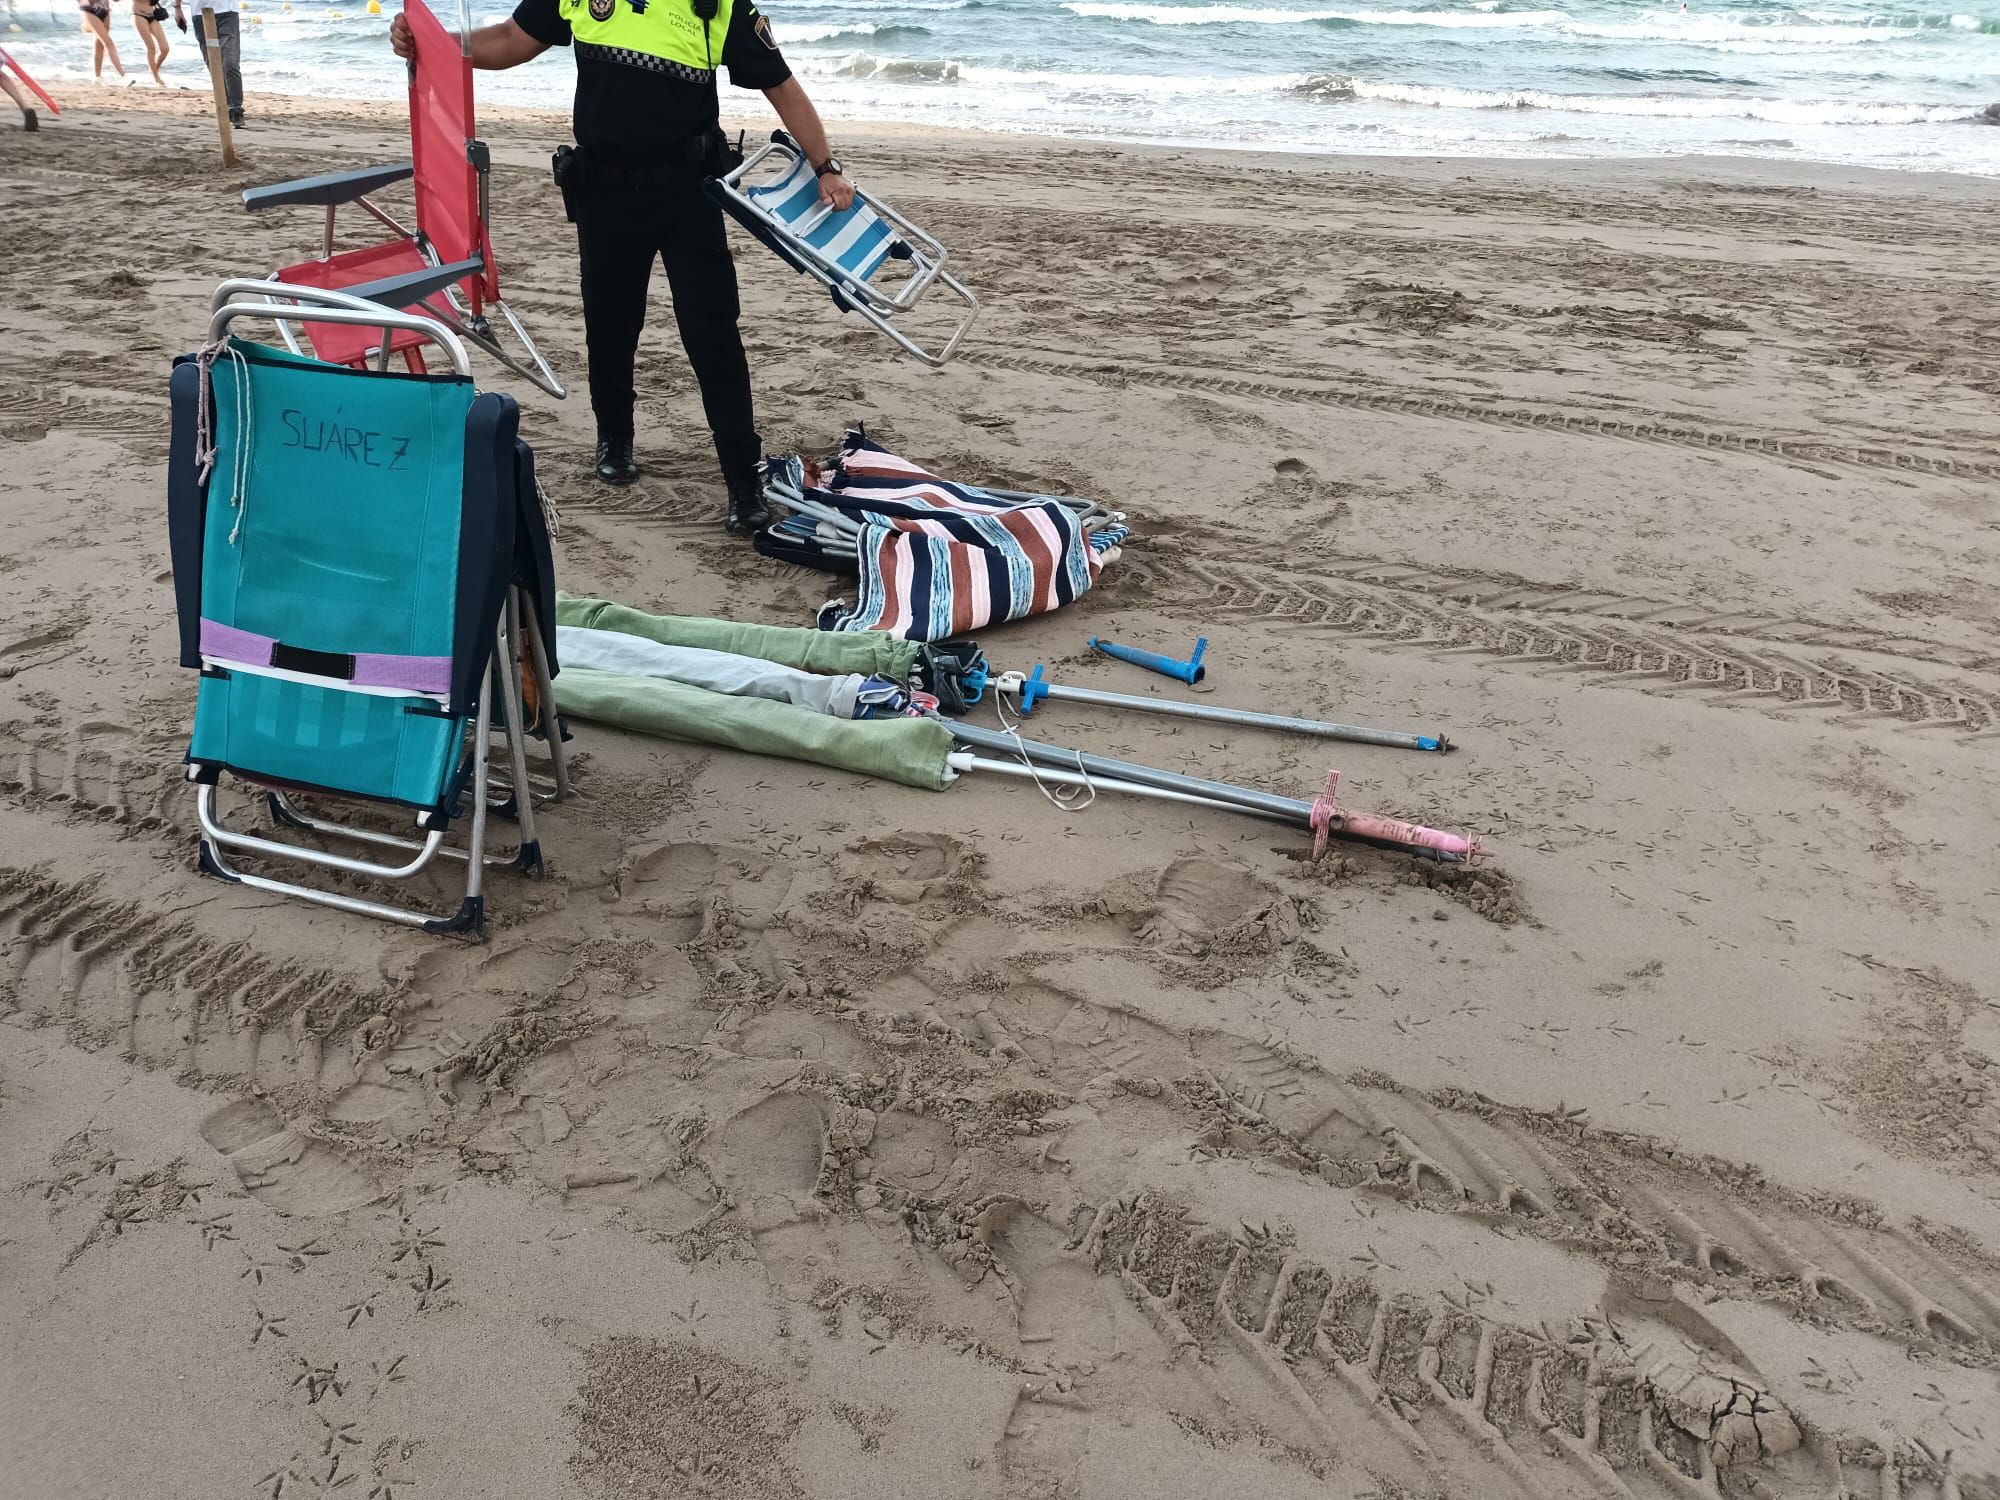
left=389, top=10, right=414, bottom=58
left=818, top=171, right=855, bottom=212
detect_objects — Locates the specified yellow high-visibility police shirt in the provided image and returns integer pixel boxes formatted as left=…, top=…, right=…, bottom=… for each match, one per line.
left=513, top=0, right=791, bottom=164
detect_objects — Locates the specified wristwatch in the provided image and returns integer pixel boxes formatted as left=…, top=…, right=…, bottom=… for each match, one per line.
left=813, top=156, right=844, bottom=178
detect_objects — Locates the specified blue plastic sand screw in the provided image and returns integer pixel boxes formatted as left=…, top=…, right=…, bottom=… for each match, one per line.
left=1087, top=635, right=1208, bottom=685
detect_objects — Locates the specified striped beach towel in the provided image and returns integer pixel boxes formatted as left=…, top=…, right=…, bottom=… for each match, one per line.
left=801, top=435, right=1127, bottom=641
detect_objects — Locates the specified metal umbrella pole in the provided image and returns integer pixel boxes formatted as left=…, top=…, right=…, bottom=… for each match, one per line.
left=994, top=667, right=1448, bottom=752
left=948, top=754, right=1298, bottom=823
left=946, top=719, right=1310, bottom=822
left=943, top=720, right=1463, bottom=860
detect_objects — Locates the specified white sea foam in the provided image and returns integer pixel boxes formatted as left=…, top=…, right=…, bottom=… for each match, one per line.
left=2, top=0, right=1992, bottom=176
left=1303, top=74, right=1985, bottom=123
left=784, top=20, right=880, bottom=41
left=797, top=52, right=1305, bottom=91
left=1063, top=0, right=1998, bottom=39
left=1062, top=3, right=1568, bottom=26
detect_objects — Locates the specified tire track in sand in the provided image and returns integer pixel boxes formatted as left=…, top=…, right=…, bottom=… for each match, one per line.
left=972, top=350, right=2000, bottom=483
left=1254, top=555, right=2000, bottom=676
left=722, top=976, right=2000, bottom=1494
left=0, top=867, right=389, bottom=1089
left=1031, top=1195, right=1992, bottom=1499
left=1128, top=558, right=2000, bottom=737
left=0, top=379, right=165, bottom=442
left=0, top=722, right=189, bottom=831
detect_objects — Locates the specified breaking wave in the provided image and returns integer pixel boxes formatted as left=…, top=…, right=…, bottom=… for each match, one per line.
left=1297, top=74, right=1986, bottom=123
left=1061, top=1, right=2000, bottom=40
left=1062, top=3, right=1568, bottom=25
left=783, top=20, right=937, bottom=42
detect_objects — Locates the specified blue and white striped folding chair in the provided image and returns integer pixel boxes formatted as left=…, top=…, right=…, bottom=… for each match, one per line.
left=706, top=131, right=978, bottom=368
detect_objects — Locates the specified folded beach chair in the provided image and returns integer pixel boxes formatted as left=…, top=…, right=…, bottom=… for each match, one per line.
left=168, top=283, right=567, bottom=933
left=238, top=0, right=564, bottom=397
left=707, top=131, right=977, bottom=368
left=761, top=433, right=1128, bottom=640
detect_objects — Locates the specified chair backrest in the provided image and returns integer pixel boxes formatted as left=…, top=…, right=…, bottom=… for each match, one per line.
left=406, top=0, right=496, bottom=309
left=171, top=341, right=512, bottom=807
left=748, top=155, right=899, bottom=286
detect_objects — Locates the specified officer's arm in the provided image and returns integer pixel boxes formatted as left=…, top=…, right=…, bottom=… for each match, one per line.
left=761, top=76, right=854, bottom=209
left=389, top=13, right=546, bottom=68
left=467, top=19, right=548, bottom=68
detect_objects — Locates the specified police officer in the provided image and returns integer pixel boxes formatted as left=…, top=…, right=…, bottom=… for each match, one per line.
left=390, top=0, right=854, bottom=534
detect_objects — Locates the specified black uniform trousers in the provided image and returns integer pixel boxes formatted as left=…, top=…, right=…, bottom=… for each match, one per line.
left=573, top=172, right=760, bottom=483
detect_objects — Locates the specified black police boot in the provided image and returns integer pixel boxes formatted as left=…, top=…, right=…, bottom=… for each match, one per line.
left=724, top=469, right=769, bottom=537
left=717, top=437, right=768, bottom=536
left=594, top=436, right=639, bottom=486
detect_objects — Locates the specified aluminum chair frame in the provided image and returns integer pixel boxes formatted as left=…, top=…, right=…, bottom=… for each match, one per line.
left=190, top=291, right=563, bottom=935
left=708, top=131, right=978, bottom=368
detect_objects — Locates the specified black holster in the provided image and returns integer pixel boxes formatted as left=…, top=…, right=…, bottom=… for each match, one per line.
left=707, top=127, right=744, bottom=176
left=551, top=143, right=581, bottom=222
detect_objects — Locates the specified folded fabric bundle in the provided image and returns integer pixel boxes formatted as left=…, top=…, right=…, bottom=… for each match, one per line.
left=555, top=626, right=908, bottom=720
left=761, top=433, right=1128, bottom=641
left=550, top=595, right=955, bottom=790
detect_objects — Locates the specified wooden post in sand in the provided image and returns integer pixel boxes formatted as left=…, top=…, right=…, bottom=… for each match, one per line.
left=198, top=8, right=238, bottom=166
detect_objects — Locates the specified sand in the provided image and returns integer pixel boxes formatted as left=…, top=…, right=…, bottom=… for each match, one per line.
left=3, top=85, right=1999, bottom=1500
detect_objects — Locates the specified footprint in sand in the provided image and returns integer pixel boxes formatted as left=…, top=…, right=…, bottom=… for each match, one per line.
left=199, top=1098, right=381, bottom=1215
left=835, top=830, right=970, bottom=903
left=1110, top=856, right=1297, bottom=951
left=607, top=839, right=792, bottom=940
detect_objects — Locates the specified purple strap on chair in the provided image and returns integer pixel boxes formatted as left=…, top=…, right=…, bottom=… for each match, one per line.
left=200, top=618, right=451, bottom=695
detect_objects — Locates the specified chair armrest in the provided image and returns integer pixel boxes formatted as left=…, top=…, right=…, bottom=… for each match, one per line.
left=341, top=256, right=488, bottom=311
left=242, top=161, right=415, bottom=212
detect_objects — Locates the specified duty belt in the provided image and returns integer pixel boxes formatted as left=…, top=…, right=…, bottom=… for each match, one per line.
left=573, top=134, right=719, bottom=188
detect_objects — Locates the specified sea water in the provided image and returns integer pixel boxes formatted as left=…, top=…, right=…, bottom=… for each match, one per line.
left=4, top=0, right=1994, bottom=172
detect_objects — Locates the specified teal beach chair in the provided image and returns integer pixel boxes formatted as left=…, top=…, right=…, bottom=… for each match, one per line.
left=169, top=284, right=566, bottom=933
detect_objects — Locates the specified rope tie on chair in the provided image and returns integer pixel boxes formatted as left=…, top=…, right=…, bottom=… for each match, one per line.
left=535, top=477, right=562, bottom=541
left=194, top=338, right=255, bottom=544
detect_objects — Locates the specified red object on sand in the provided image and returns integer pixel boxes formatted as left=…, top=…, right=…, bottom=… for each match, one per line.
left=0, top=46, right=62, bottom=116
left=404, top=0, right=496, bottom=313
left=242, top=0, right=563, bottom=393
left=281, top=0, right=500, bottom=371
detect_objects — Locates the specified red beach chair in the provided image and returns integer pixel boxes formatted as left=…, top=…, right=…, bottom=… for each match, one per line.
left=240, top=0, right=564, bottom=396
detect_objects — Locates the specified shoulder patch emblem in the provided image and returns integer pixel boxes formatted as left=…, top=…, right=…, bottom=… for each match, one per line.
left=588, top=0, right=613, bottom=20
left=755, top=12, right=777, bottom=47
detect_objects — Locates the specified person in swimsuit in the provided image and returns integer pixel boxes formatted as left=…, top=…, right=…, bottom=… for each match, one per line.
left=130, top=0, right=172, bottom=86
left=79, top=0, right=129, bottom=81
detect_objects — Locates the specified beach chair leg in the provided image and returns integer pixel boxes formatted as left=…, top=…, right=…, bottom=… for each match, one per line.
left=517, top=590, right=570, bottom=802
left=491, top=298, right=567, bottom=400
left=257, top=789, right=530, bottom=873
left=187, top=670, right=505, bottom=935
left=492, top=610, right=544, bottom=876
left=438, top=667, right=492, bottom=935
left=414, top=291, right=568, bottom=401
left=195, top=782, right=474, bottom=931
left=837, top=270, right=978, bottom=368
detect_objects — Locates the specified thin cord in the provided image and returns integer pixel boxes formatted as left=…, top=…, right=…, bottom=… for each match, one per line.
left=194, top=338, right=254, bottom=544
left=994, top=690, right=1095, bottom=812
